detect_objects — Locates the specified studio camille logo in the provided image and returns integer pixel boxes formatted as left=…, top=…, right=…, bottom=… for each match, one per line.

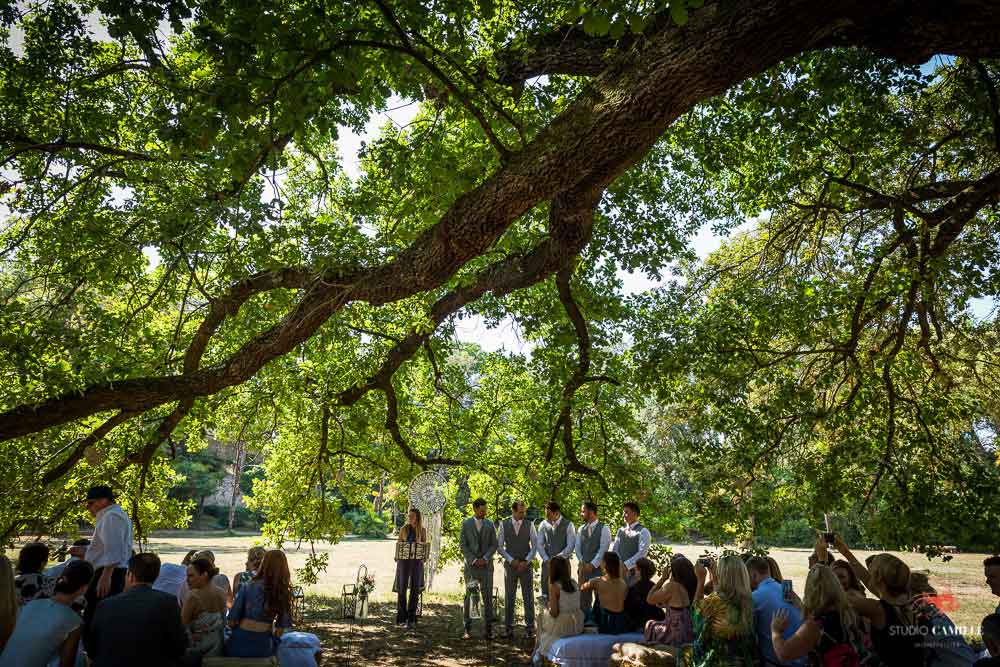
left=918, top=587, right=959, bottom=613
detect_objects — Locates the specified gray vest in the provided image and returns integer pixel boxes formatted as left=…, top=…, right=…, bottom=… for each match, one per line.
left=502, top=518, right=532, bottom=560
left=540, top=517, right=571, bottom=557
left=579, top=521, right=605, bottom=563
left=616, top=523, right=644, bottom=561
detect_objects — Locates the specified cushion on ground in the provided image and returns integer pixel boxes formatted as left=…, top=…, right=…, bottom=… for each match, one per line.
left=541, top=632, right=645, bottom=667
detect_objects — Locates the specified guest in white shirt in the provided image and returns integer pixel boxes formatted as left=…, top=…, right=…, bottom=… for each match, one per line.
left=610, top=502, right=651, bottom=585
left=82, top=485, right=133, bottom=627
left=575, top=501, right=612, bottom=615
left=537, top=501, right=576, bottom=600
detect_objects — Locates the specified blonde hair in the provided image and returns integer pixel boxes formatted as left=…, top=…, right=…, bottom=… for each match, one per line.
left=766, top=556, right=783, bottom=582
left=715, top=554, right=753, bottom=630
left=0, top=555, right=16, bottom=649
left=868, top=554, right=910, bottom=598
left=247, top=546, right=266, bottom=569
left=804, top=565, right=858, bottom=634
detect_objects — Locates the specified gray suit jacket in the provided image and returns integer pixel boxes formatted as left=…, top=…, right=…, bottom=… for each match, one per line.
left=459, top=516, right=497, bottom=567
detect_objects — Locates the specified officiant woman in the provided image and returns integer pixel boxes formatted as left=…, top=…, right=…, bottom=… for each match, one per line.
left=395, top=508, right=427, bottom=628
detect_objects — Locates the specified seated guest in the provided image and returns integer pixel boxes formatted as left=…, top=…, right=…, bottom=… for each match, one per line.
left=832, top=559, right=867, bottom=600
left=231, top=546, right=266, bottom=604
left=623, top=558, right=665, bottom=632
left=987, top=557, right=1000, bottom=614
left=0, top=559, right=92, bottom=667
left=15, top=541, right=54, bottom=605
left=177, top=550, right=231, bottom=606
left=535, top=556, right=584, bottom=658
left=276, top=631, right=323, bottom=667
left=770, top=564, right=866, bottom=665
left=580, top=551, right=628, bottom=635
left=977, top=614, right=1000, bottom=667
left=84, top=553, right=188, bottom=667
left=153, top=559, right=187, bottom=599
left=693, top=555, right=755, bottom=666
left=45, top=539, right=90, bottom=578
left=644, top=553, right=696, bottom=645
left=0, top=556, right=15, bottom=652
left=181, top=557, right=227, bottom=661
left=765, top=556, right=783, bottom=582
left=910, top=572, right=978, bottom=667
left=225, top=549, right=293, bottom=657
left=833, top=535, right=924, bottom=666
left=747, top=555, right=804, bottom=666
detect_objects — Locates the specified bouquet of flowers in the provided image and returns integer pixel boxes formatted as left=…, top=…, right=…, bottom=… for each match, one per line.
left=359, top=572, right=376, bottom=597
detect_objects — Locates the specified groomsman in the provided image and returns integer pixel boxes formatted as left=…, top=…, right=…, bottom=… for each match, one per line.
left=496, top=500, right=537, bottom=640
left=459, top=498, right=497, bottom=640
left=575, top=501, right=611, bottom=615
left=537, top=501, right=575, bottom=600
left=610, top=501, right=651, bottom=585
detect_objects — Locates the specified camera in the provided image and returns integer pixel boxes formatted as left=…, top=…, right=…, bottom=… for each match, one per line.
left=823, top=532, right=835, bottom=545
left=696, top=557, right=712, bottom=568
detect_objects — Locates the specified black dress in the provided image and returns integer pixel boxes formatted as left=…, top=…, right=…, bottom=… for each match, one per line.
left=623, top=579, right=665, bottom=632
left=394, top=529, right=424, bottom=624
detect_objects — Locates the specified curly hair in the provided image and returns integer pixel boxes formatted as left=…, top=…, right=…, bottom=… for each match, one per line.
left=254, top=550, right=292, bottom=622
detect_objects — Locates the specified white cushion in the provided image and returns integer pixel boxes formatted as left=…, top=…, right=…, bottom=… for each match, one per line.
left=543, top=632, right=644, bottom=667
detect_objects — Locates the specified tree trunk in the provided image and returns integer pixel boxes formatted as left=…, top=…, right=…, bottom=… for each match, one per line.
left=227, top=440, right=245, bottom=531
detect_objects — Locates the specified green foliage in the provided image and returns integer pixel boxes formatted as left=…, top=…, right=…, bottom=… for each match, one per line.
left=0, top=0, right=996, bottom=567
left=342, top=507, right=391, bottom=538
left=168, top=448, right=227, bottom=508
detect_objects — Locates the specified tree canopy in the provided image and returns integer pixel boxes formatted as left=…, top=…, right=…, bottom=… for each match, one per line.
left=1, top=0, right=999, bottom=554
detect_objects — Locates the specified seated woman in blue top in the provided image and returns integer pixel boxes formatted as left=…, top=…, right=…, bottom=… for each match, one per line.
left=0, top=559, right=93, bottom=667
left=225, top=550, right=293, bottom=657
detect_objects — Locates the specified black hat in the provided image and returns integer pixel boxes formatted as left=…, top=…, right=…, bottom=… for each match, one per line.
left=86, top=485, right=115, bottom=502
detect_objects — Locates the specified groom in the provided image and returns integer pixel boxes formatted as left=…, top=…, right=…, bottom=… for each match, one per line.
left=459, top=498, right=497, bottom=640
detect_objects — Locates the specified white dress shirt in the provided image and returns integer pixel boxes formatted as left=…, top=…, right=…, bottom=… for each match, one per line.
left=536, top=516, right=576, bottom=562
left=610, top=521, right=651, bottom=570
left=85, top=504, right=133, bottom=569
left=575, top=519, right=613, bottom=568
left=496, top=518, right=538, bottom=563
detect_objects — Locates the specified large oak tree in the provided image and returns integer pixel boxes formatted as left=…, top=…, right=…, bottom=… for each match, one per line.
left=2, top=0, right=999, bottom=546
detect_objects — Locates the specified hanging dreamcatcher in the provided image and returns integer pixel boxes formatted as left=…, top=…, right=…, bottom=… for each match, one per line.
left=406, top=470, right=447, bottom=590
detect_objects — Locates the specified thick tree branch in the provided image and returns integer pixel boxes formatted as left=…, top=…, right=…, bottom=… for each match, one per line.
left=4, top=0, right=1000, bottom=442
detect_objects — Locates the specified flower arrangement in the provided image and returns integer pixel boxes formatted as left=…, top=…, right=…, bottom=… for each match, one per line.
left=359, top=572, right=376, bottom=596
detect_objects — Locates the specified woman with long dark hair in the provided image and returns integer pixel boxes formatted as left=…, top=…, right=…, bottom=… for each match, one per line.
left=643, top=553, right=697, bottom=645
left=580, top=551, right=628, bottom=634
left=395, top=508, right=427, bottom=628
left=225, top=550, right=293, bottom=657
left=535, top=556, right=584, bottom=658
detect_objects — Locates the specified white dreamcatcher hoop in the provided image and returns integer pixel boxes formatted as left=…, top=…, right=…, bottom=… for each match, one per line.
left=407, top=470, right=447, bottom=590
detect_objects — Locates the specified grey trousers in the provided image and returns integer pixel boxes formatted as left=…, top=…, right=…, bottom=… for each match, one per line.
left=503, top=562, right=535, bottom=630
left=463, top=563, right=494, bottom=630
left=578, top=563, right=602, bottom=614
